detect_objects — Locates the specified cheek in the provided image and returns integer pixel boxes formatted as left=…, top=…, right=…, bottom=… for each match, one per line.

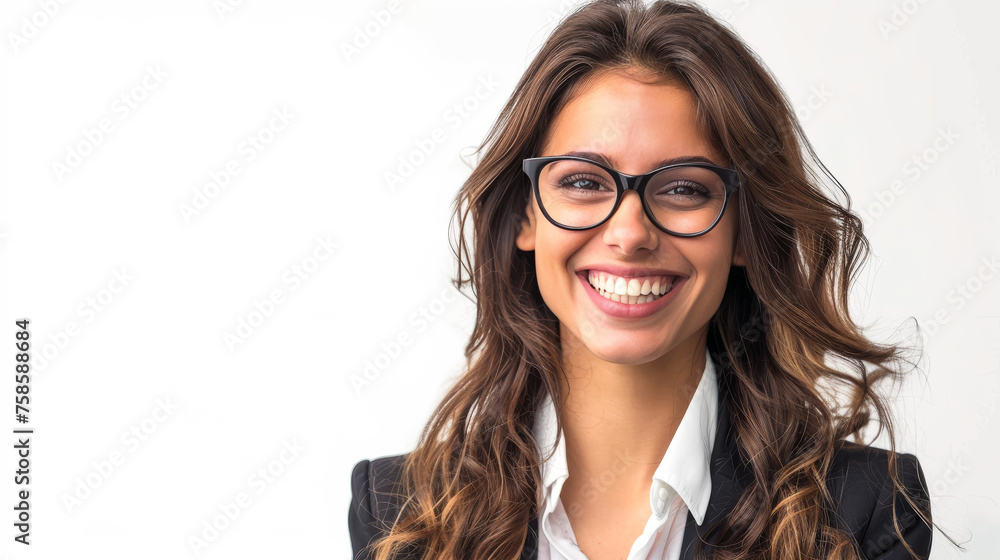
left=684, top=256, right=733, bottom=326
left=698, top=215, right=739, bottom=277
left=531, top=231, right=584, bottom=301
left=687, top=232, right=737, bottom=306
left=533, top=225, right=578, bottom=266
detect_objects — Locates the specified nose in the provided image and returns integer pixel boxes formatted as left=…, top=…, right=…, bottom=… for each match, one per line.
left=601, top=191, right=659, bottom=254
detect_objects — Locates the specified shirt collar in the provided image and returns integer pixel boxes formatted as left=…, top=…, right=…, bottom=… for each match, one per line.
left=533, top=347, right=719, bottom=525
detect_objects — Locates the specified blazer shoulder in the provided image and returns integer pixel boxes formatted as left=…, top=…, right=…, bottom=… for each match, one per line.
left=349, top=453, right=412, bottom=560
left=826, top=442, right=932, bottom=559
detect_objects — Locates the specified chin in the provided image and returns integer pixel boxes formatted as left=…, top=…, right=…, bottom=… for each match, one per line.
left=597, top=352, right=661, bottom=366
left=578, top=335, right=670, bottom=366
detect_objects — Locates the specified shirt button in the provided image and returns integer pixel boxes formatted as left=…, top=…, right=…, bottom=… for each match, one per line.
left=650, top=482, right=670, bottom=519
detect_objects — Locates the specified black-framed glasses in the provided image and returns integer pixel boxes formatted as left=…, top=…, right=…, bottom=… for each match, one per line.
left=522, top=155, right=740, bottom=237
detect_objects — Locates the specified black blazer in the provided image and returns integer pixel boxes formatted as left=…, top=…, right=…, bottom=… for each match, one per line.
left=349, top=387, right=932, bottom=560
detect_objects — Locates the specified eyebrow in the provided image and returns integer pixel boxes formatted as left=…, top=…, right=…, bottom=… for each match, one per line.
left=560, top=150, right=721, bottom=170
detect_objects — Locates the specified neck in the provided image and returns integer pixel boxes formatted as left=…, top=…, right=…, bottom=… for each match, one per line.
left=554, top=328, right=709, bottom=511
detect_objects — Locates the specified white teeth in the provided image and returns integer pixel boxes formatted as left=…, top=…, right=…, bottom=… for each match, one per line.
left=585, top=271, right=678, bottom=304
left=627, top=279, right=641, bottom=296
left=614, top=277, right=628, bottom=296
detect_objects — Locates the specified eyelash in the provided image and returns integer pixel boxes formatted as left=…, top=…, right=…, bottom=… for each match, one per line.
left=560, top=174, right=614, bottom=191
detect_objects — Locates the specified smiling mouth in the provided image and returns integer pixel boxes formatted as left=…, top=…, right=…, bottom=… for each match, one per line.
left=586, top=271, right=678, bottom=304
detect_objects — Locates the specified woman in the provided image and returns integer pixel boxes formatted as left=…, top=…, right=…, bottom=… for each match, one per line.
left=349, top=1, right=939, bottom=558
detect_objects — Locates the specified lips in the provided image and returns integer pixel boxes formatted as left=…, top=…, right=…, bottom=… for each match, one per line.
left=576, top=270, right=686, bottom=320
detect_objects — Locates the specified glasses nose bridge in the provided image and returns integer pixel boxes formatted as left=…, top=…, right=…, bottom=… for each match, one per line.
left=610, top=170, right=655, bottom=228
left=617, top=170, right=647, bottom=194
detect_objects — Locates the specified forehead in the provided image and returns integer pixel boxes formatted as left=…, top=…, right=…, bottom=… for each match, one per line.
left=540, top=69, right=723, bottom=171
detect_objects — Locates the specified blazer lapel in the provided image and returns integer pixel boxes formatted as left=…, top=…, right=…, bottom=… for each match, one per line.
left=679, top=378, right=749, bottom=560
left=522, top=516, right=539, bottom=560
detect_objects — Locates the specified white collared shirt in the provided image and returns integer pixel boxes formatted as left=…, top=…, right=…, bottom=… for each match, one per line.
left=533, top=348, right=718, bottom=560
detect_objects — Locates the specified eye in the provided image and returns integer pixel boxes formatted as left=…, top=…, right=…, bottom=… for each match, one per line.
left=560, top=173, right=614, bottom=192
left=663, top=182, right=710, bottom=197
left=645, top=166, right=726, bottom=207
left=537, top=159, right=617, bottom=202
left=652, top=181, right=711, bottom=197
left=647, top=180, right=717, bottom=209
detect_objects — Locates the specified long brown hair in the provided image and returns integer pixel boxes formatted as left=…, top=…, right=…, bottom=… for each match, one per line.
left=367, top=1, right=938, bottom=558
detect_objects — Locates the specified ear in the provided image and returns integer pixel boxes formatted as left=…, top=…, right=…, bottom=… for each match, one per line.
left=731, top=244, right=746, bottom=267
left=515, top=199, right=536, bottom=252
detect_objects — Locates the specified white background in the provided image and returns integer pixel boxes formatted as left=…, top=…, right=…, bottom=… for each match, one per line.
left=1, top=0, right=997, bottom=558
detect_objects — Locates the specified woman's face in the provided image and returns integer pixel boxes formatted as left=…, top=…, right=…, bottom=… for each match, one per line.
left=516, top=68, right=745, bottom=366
